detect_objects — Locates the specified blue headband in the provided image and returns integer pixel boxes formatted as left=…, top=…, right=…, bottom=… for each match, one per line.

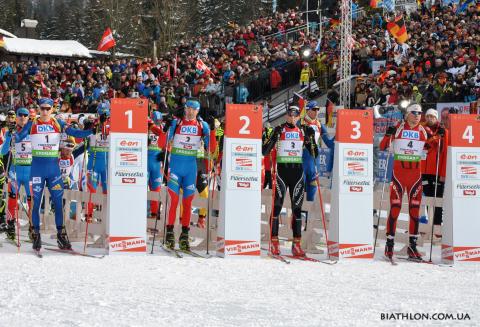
left=185, top=100, right=200, bottom=110
left=38, top=98, right=54, bottom=107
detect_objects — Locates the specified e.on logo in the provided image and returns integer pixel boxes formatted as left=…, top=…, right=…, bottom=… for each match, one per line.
left=347, top=150, right=365, bottom=157
left=120, top=140, right=140, bottom=147
left=235, top=145, right=254, bottom=152
left=461, top=154, right=477, bottom=160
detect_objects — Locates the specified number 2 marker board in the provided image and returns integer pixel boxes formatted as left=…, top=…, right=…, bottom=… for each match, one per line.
left=217, top=104, right=262, bottom=257
left=442, top=114, right=480, bottom=264
left=329, top=109, right=374, bottom=260
left=107, top=98, right=148, bottom=254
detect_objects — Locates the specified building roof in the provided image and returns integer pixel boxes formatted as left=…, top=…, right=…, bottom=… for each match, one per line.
left=0, top=28, right=17, bottom=38
left=2, top=38, right=91, bottom=58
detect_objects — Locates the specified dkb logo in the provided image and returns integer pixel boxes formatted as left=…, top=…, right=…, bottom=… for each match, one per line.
left=37, top=125, right=55, bottom=133
left=401, top=130, right=419, bottom=140
left=180, top=126, right=198, bottom=135
left=285, top=132, right=299, bottom=139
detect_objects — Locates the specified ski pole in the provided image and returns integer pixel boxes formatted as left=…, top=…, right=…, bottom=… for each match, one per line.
left=268, top=154, right=277, bottom=256
left=7, top=129, right=21, bottom=250
left=151, top=128, right=171, bottom=253
left=373, top=136, right=393, bottom=254
left=83, top=121, right=100, bottom=254
left=310, top=135, right=331, bottom=259
left=428, top=135, right=442, bottom=262
left=205, top=152, right=216, bottom=255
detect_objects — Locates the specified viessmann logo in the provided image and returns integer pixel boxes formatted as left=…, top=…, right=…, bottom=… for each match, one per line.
left=230, top=175, right=258, bottom=182
left=115, top=171, right=144, bottom=177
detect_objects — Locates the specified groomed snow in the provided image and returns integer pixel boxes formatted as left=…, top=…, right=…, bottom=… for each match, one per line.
left=0, top=242, right=479, bottom=327
left=2, top=38, right=91, bottom=58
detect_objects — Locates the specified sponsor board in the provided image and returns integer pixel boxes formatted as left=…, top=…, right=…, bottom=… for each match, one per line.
left=343, top=148, right=368, bottom=177
left=338, top=243, right=374, bottom=259
left=454, top=182, right=480, bottom=198
left=115, top=138, right=142, bottom=167
left=216, top=239, right=260, bottom=256
left=228, top=174, right=260, bottom=190
left=231, top=143, right=257, bottom=172
left=109, top=236, right=147, bottom=252
left=456, top=152, right=480, bottom=180
left=341, top=179, right=372, bottom=194
left=443, top=245, right=480, bottom=262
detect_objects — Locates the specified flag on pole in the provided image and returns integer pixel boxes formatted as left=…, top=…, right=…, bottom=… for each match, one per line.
left=370, top=0, right=383, bottom=8
left=173, top=53, right=178, bottom=77
left=457, top=0, right=474, bottom=13
left=196, top=58, right=214, bottom=76
left=97, top=27, right=116, bottom=52
left=383, top=0, right=395, bottom=12
left=386, top=15, right=408, bottom=44
left=0, top=36, right=4, bottom=48
left=315, top=37, right=321, bottom=53
left=326, top=99, right=334, bottom=128
left=292, top=92, right=306, bottom=119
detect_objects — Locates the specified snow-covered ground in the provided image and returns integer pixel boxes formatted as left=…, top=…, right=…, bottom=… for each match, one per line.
left=0, top=241, right=479, bottom=327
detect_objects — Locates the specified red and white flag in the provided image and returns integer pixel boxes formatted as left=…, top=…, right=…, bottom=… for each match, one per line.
left=195, top=58, right=214, bottom=76
left=173, top=53, right=178, bottom=77
left=97, top=27, right=116, bottom=52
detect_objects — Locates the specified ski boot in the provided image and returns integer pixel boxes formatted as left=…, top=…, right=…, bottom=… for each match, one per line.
left=407, top=235, right=422, bottom=260
left=165, top=225, right=175, bottom=250
left=270, top=237, right=280, bottom=255
left=0, top=215, right=6, bottom=233
left=291, top=237, right=306, bottom=257
left=179, top=227, right=190, bottom=251
left=197, top=215, right=206, bottom=229
left=32, top=230, right=42, bottom=251
left=6, top=220, right=16, bottom=241
left=28, top=224, right=34, bottom=241
left=384, top=236, right=394, bottom=259
left=57, top=227, right=72, bottom=250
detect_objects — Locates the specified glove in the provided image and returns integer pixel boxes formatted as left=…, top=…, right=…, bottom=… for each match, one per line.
left=273, top=125, right=282, bottom=138
left=206, top=115, right=215, bottom=130
left=162, top=114, right=173, bottom=133
left=7, top=122, right=16, bottom=133
left=437, top=127, right=445, bottom=137
left=305, top=126, right=315, bottom=139
left=83, top=119, right=94, bottom=131
left=147, top=118, right=153, bottom=127
left=385, top=126, right=396, bottom=136
left=99, top=113, right=107, bottom=124
left=156, top=151, right=166, bottom=163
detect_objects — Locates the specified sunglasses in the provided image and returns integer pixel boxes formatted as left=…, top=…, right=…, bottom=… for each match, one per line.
left=287, top=111, right=300, bottom=117
left=18, top=113, right=28, bottom=117
left=409, top=111, right=422, bottom=116
left=40, top=107, right=51, bottom=111
left=310, top=108, right=320, bottom=111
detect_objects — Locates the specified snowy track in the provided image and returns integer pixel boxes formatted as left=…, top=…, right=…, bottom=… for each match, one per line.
left=0, top=246, right=479, bottom=326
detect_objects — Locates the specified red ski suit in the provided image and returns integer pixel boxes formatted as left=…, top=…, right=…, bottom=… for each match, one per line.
left=379, top=121, right=431, bottom=237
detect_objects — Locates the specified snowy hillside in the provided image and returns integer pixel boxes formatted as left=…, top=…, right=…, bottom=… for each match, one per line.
left=1, top=241, right=478, bottom=327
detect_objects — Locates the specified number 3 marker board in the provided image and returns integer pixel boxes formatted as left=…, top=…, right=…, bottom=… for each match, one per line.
left=217, top=104, right=262, bottom=257
left=442, top=114, right=480, bottom=264
left=107, top=98, right=148, bottom=254
left=329, top=109, right=374, bottom=260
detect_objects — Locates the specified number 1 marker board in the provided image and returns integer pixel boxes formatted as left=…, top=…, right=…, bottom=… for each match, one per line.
left=217, top=104, right=263, bottom=257
left=442, top=114, right=480, bottom=264
left=329, top=109, right=374, bottom=260
left=107, top=98, right=148, bottom=254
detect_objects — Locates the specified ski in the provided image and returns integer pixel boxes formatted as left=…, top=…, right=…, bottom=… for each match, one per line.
left=177, top=249, right=211, bottom=258
left=396, top=257, right=452, bottom=267
left=33, top=250, right=43, bottom=258
left=44, top=247, right=105, bottom=259
left=284, top=255, right=337, bottom=265
left=159, top=244, right=183, bottom=258
left=3, top=238, right=20, bottom=248
left=383, top=256, right=398, bottom=266
left=268, top=254, right=291, bottom=264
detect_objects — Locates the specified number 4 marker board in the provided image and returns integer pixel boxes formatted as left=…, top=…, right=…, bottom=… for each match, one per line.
left=442, top=114, right=480, bottom=264
left=107, top=98, right=148, bottom=254
left=329, top=109, right=374, bottom=260
left=217, top=104, right=263, bottom=257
